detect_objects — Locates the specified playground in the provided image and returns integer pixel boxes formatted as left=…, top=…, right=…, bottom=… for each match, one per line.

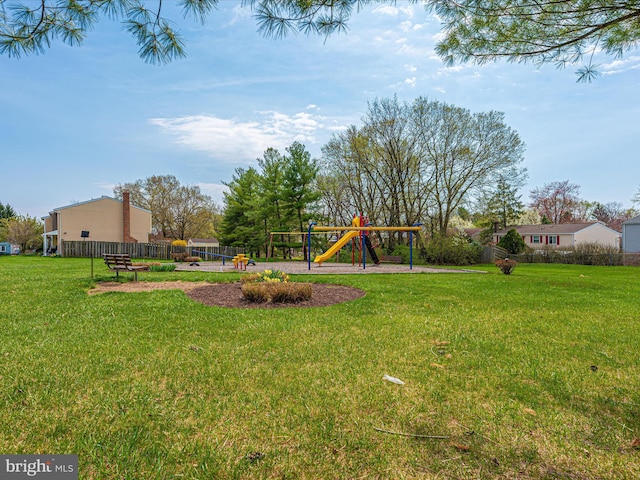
left=175, top=260, right=476, bottom=275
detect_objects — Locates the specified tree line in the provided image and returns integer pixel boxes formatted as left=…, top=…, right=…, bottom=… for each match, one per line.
left=2, top=95, right=639, bottom=257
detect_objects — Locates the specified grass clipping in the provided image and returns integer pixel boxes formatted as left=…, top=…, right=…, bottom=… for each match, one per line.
left=241, top=269, right=312, bottom=304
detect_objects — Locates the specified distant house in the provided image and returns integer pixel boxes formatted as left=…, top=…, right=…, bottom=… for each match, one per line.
left=463, top=228, right=485, bottom=243
left=187, top=238, right=219, bottom=248
left=0, top=242, right=20, bottom=255
left=622, top=215, right=640, bottom=252
left=493, top=222, right=621, bottom=250
left=41, top=191, right=152, bottom=256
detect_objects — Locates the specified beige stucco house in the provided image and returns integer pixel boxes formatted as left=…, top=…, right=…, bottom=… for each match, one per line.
left=493, top=222, right=621, bottom=250
left=42, top=191, right=152, bottom=255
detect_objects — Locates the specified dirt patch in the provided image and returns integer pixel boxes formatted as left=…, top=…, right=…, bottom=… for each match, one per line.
left=88, top=281, right=209, bottom=294
left=88, top=281, right=365, bottom=308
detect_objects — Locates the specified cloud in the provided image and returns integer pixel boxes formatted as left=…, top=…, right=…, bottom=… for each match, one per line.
left=404, top=64, right=417, bottom=72
left=149, top=111, right=329, bottom=163
left=197, top=182, right=228, bottom=205
left=600, top=55, right=640, bottom=75
left=95, top=182, right=116, bottom=193
left=373, top=5, right=414, bottom=17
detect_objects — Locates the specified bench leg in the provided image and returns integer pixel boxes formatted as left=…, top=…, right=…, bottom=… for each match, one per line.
left=133, top=271, right=138, bottom=282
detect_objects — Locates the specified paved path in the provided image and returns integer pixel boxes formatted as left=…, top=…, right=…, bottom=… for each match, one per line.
left=176, top=261, right=484, bottom=275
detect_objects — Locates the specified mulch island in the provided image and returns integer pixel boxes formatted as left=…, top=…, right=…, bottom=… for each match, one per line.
left=89, top=280, right=365, bottom=308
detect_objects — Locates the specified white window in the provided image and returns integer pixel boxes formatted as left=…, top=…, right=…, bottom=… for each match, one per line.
left=0, top=245, right=6, bottom=253
left=532, top=235, right=541, bottom=244
left=548, top=235, right=558, bottom=245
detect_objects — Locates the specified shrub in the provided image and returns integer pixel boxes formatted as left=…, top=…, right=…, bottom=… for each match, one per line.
left=184, top=256, right=202, bottom=263
left=241, top=269, right=310, bottom=303
left=420, top=235, right=482, bottom=265
left=390, top=244, right=411, bottom=263
left=241, top=282, right=312, bottom=303
left=495, top=258, right=518, bottom=274
left=171, top=252, right=189, bottom=262
left=497, top=229, right=526, bottom=254
left=172, top=240, right=188, bottom=247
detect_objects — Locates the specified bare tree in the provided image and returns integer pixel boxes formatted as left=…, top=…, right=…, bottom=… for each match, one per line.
left=114, top=175, right=218, bottom=240
left=530, top=180, right=582, bottom=224
left=321, top=96, right=525, bottom=242
left=592, top=202, right=636, bottom=232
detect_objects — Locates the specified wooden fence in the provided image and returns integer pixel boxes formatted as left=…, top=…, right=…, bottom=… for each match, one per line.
left=62, top=241, right=244, bottom=260
left=480, top=245, right=508, bottom=263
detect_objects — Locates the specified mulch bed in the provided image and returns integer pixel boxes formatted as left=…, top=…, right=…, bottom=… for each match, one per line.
left=186, top=282, right=365, bottom=309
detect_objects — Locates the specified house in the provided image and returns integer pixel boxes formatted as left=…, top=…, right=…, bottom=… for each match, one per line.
left=0, top=242, right=20, bottom=255
left=41, top=191, right=152, bottom=255
left=622, top=215, right=640, bottom=252
left=493, top=222, right=621, bottom=250
left=187, top=238, right=219, bottom=248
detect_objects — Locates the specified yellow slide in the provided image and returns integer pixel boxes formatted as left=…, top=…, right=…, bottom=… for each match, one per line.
left=313, top=230, right=360, bottom=265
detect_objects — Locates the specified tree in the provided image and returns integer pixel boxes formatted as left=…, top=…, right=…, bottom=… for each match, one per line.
left=479, top=171, right=527, bottom=231
left=632, top=186, right=640, bottom=207
left=497, top=228, right=526, bottom=255
left=428, top=0, right=640, bottom=82
left=591, top=201, right=636, bottom=231
left=5, top=0, right=639, bottom=80
left=0, top=215, right=43, bottom=252
left=529, top=180, right=582, bottom=224
left=322, top=96, right=525, bottom=242
left=114, top=175, right=218, bottom=240
left=0, top=202, right=17, bottom=219
left=411, top=97, right=525, bottom=237
left=219, top=167, right=263, bottom=256
left=282, top=142, right=322, bottom=260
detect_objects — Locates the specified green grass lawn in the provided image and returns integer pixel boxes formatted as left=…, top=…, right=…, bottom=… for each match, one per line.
left=1, top=256, right=639, bottom=479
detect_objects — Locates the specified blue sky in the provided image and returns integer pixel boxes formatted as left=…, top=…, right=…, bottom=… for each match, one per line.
left=1, top=2, right=639, bottom=220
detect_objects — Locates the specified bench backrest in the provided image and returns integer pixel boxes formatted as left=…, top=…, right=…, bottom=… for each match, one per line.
left=103, top=254, right=133, bottom=267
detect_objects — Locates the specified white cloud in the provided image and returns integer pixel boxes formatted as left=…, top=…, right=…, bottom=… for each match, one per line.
left=400, top=21, right=413, bottom=32
left=197, top=182, right=228, bottom=205
left=372, top=5, right=414, bottom=17
left=306, top=104, right=318, bottom=110
left=149, top=111, right=329, bottom=163
left=404, top=64, right=417, bottom=72
left=405, top=77, right=417, bottom=87
left=601, top=55, right=640, bottom=75
left=95, top=182, right=116, bottom=193
left=373, top=6, right=401, bottom=16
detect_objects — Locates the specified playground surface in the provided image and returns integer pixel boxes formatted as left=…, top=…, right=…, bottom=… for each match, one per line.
left=175, top=261, right=483, bottom=275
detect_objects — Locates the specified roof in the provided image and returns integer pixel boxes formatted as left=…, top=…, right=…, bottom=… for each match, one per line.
left=495, top=222, right=616, bottom=236
left=47, top=195, right=151, bottom=215
left=188, top=238, right=219, bottom=243
left=623, top=215, right=640, bottom=225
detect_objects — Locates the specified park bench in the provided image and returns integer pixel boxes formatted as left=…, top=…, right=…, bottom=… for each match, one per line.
left=380, top=255, right=403, bottom=264
left=103, top=253, right=149, bottom=281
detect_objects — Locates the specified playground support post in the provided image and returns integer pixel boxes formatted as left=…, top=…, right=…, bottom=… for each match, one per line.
left=307, top=222, right=316, bottom=271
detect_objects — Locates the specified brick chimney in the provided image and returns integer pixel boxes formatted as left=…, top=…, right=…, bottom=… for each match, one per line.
left=122, top=190, right=137, bottom=243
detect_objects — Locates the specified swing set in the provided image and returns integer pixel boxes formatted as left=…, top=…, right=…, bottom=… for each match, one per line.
left=307, top=214, right=422, bottom=271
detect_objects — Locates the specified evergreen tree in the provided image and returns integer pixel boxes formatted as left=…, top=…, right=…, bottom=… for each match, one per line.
left=0, top=202, right=17, bottom=219
left=497, top=228, right=526, bottom=255
left=219, top=168, right=262, bottom=256
left=483, top=173, right=526, bottom=230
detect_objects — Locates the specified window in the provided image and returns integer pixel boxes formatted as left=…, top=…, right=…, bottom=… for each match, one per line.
left=532, top=235, right=541, bottom=244
left=548, top=235, right=558, bottom=245
left=0, top=245, right=6, bottom=253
